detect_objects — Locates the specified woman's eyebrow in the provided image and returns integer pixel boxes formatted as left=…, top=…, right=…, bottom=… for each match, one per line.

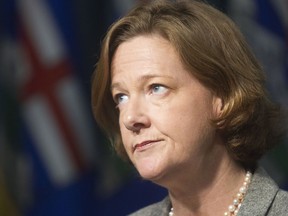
left=110, top=74, right=174, bottom=92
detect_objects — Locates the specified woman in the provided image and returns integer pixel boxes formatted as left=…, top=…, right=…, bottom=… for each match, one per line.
left=92, top=0, right=288, bottom=215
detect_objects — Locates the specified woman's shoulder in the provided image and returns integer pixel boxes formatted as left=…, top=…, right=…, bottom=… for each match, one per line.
left=268, top=189, right=288, bottom=215
left=128, top=196, right=170, bottom=216
left=239, top=167, right=288, bottom=216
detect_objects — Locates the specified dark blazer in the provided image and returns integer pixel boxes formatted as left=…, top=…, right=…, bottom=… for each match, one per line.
left=129, top=168, right=288, bottom=216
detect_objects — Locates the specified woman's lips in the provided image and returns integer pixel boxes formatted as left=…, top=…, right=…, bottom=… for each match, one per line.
left=134, top=140, right=162, bottom=152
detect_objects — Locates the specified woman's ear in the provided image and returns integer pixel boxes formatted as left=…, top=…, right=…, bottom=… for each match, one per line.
left=212, top=96, right=223, bottom=118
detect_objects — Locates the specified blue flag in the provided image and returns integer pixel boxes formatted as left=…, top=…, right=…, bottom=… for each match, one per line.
left=1, top=0, right=98, bottom=215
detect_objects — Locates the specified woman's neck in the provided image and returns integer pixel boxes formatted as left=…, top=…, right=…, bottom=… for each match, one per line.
left=167, top=147, right=247, bottom=215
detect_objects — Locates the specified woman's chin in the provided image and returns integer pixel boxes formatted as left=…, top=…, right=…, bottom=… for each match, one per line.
left=131, top=152, right=172, bottom=182
left=135, top=162, right=167, bottom=182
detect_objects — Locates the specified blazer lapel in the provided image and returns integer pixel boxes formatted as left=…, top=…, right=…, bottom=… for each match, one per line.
left=238, top=167, right=279, bottom=216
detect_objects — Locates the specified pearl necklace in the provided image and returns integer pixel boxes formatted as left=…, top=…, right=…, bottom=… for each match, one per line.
left=168, top=171, right=252, bottom=216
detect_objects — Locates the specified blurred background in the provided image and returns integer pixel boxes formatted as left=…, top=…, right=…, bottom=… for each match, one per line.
left=0, top=0, right=287, bottom=215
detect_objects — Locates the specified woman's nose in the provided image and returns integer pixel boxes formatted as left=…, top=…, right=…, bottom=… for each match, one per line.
left=122, top=99, right=150, bottom=133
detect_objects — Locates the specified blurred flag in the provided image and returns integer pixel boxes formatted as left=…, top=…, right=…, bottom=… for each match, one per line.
left=228, top=0, right=288, bottom=188
left=1, top=0, right=98, bottom=215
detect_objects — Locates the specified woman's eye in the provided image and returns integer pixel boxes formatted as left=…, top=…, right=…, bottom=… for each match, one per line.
left=114, top=94, right=129, bottom=105
left=151, top=84, right=168, bottom=95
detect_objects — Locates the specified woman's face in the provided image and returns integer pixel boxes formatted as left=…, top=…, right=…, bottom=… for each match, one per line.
left=111, top=35, right=223, bottom=183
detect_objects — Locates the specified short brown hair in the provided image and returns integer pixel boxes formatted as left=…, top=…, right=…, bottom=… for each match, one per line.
left=91, top=0, right=285, bottom=169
